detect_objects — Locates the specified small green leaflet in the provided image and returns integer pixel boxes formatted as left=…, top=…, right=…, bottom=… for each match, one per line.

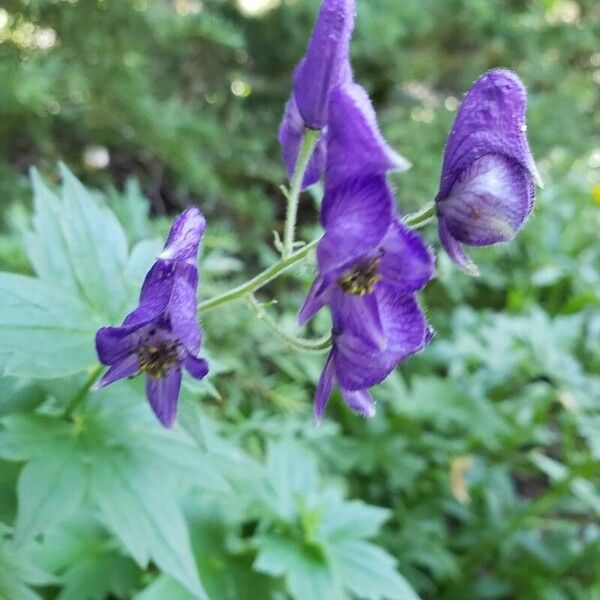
left=253, top=440, right=421, bottom=600
left=34, top=515, right=142, bottom=600
left=0, top=529, right=54, bottom=600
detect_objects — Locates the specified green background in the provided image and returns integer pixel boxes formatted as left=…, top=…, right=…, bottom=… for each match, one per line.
left=0, top=0, right=599, bottom=598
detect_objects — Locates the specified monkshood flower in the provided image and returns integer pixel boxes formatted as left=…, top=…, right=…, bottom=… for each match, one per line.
left=279, top=0, right=355, bottom=188
left=314, top=285, right=431, bottom=421
left=95, top=208, right=209, bottom=428
left=435, top=69, right=542, bottom=274
left=279, top=79, right=409, bottom=189
left=298, top=175, right=434, bottom=350
left=294, top=0, right=355, bottom=129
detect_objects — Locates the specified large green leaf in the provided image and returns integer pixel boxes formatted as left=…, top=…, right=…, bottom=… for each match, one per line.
left=0, top=274, right=100, bottom=378
left=91, top=454, right=207, bottom=600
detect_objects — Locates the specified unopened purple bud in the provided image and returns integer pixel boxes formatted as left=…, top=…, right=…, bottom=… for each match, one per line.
left=435, top=69, right=541, bottom=272
left=293, top=0, right=356, bottom=129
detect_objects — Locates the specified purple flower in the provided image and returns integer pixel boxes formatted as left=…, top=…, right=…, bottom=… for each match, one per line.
left=314, top=286, right=431, bottom=422
left=279, top=79, right=410, bottom=190
left=278, top=0, right=356, bottom=188
left=297, top=175, right=434, bottom=419
left=435, top=69, right=541, bottom=273
left=294, top=0, right=356, bottom=130
left=299, top=175, right=434, bottom=349
left=95, top=208, right=209, bottom=428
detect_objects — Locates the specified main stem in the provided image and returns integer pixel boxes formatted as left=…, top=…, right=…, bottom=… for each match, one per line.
left=200, top=238, right=319, bottom=313
left=200, top=202, right=435, bottom=314
left=64, top=364, right=103, bottom=420
left=282, top=129, right=322, bottom=257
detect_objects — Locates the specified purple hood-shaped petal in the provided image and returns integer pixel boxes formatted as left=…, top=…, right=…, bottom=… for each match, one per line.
left=159, top=207, right=206, bottom=263
left=293, top=0, right=356, bottom=130
left=95, top=208, right=209, bottom=428
left=326, top=82, right=410, bottom=186
left=314, top=285, right=431, bottom=422
left=436, top=69, right=541, bottom=271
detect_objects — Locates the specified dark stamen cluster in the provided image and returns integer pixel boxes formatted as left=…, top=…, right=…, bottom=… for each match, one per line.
left=338, top=258, right=382, bottom=296
left=137, top=341, right=179, bottom=379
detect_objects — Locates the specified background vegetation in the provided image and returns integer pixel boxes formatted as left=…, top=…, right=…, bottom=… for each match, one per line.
left=0, top=0, right=599, bottom=598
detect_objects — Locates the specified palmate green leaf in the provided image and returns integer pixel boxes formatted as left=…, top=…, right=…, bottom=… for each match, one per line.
left=0, top=385, right=224, bottom=599
left=1, top=165, right=142, bottom=380
left=332, top=540, right=421, bottom=600
left=35, top=516, right=142, bottom=600
left=0, top=274, right=100, bottom=378
left=254, top=534, right=334, bottom=600
left=0, top=531, right=54, bottom=600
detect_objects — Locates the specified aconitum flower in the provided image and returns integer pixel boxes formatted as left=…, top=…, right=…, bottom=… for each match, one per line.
left=435, top=69, right=541, bottom=274
left=314, top=286, right=431, bottom=421
left=95, top=208, right=209, bottom=428
left=279, top=0, right=356, bottom=188
left=298, top=175, right=433, bottom=419
left=298, top=175, right=434, bottom=350
left=294, top=0, right=355, bottom=129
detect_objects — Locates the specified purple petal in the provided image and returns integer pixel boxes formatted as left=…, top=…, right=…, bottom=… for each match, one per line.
left=184, top=355, right=209, bottom=380
left=279, top=97, right=327, bottom=188
left=438, top=153, right=534, bottom=246
left=318, top=175, right=393, bottom=281
left=95, top=326, right=139, bottom=366
left=379, top=218, right=434, bottom=294
left=298, top=275, right=331, bottom=326
left=439, top=69, right=539, bottom=200
left=330, top=288, right=385, bottom=350
left=293, top=0, right=356, bottom=129
left=340, top=387, right=375, bottom=417
left=145, top=368, right=182, bottom=428
left=334, top=286, right=429, bottom=391
left=158, top=207, right=205, bottom=263
left=125, top=260, right=176, bottom=327
left=315, top=352, right=336, bottom=423
left=168, top=277, right=201, bottom=354
left=326, top=82, right=410, bottom=186
left=96, top=354, right=140, bottom=389
left=438, top=217, right=479, bottom=276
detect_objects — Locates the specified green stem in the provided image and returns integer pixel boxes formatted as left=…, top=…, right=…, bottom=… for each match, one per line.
left=247, top=295, right=332, bottom=354
left=282, top=128, right=322, bottom=257
left=404, top=201, right=436, bottom=228
left=200, top=238, right=318, bottom=314
left=200, top=202, right=436, bottom=315
left=64, top=364, right=103, bottom=420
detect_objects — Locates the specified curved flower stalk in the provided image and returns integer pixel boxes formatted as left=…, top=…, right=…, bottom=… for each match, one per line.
left=95, top=208, right=209, bottom=428
left=435, top=69, right=542, bottom=274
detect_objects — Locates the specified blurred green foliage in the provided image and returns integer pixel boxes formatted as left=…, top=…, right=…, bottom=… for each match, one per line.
left=0, top=0, right=599, bottom=599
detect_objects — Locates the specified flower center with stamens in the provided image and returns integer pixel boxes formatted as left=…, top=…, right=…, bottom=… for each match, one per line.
left=137, top=341, right=179, bottom=379
left=338, top=258, right=382, bottom=296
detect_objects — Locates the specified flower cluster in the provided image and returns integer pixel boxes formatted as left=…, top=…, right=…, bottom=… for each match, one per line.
left=94, top=1, right=539, bottom=429
left=95, top=208, right=209, bottom=427
left=281, top=0, right=434, bottom=420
